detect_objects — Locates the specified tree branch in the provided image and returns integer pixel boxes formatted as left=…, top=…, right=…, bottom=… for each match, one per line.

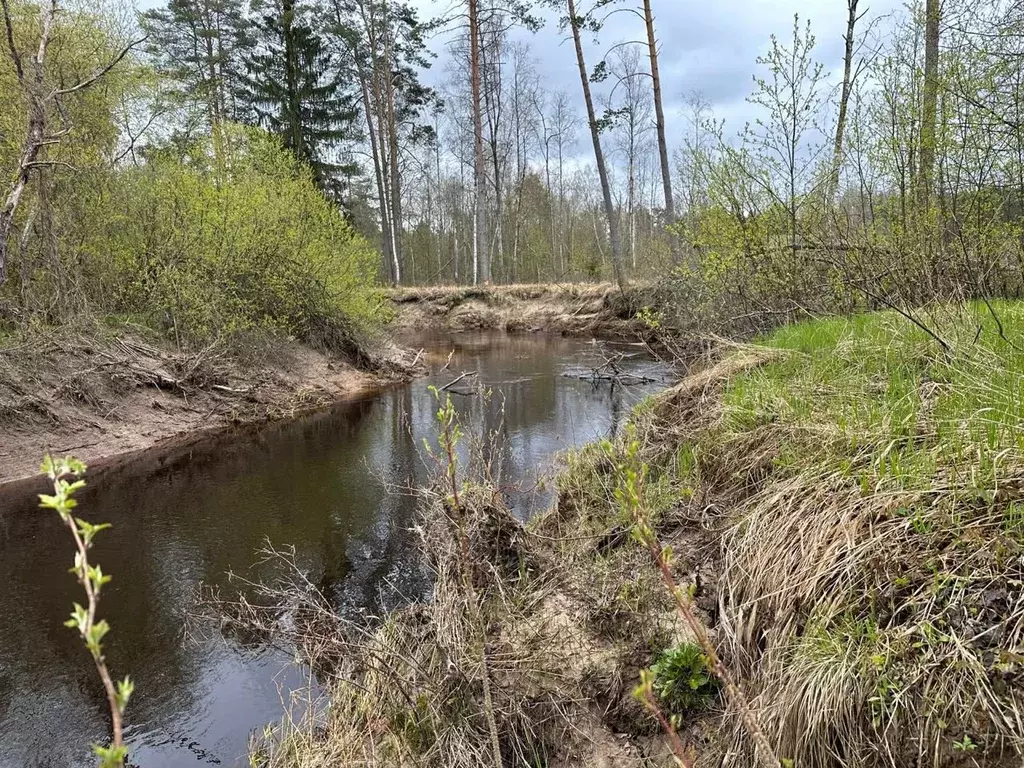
left=51, top=36, right=145, bottom=99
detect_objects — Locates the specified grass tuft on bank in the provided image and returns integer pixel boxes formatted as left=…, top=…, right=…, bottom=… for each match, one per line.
left=543, top=302, right=1024, bottom=765
left=708, top=303, right=1024, bottom=766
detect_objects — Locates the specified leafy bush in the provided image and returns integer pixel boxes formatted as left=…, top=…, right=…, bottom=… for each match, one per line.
left=69, top=127, right=381, bottom=352
left=649, top=642, right=719, bottom=718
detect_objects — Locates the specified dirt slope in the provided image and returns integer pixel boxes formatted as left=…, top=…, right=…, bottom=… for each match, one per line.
left=386, top=283, right=649, bottom=338
left=0, top=330, right=416, bottom=491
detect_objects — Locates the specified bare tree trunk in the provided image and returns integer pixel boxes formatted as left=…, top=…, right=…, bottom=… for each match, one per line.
left=642, top=0, right=679, bottom=265
left=383, top=10, right=404, bottom=284
left=356, top=60, right=395, bottom=283
left=469, top=0, right=489, bottom=284
left=434, top=113, right=445, bottom=284
left=628, top=146, right=636, bottom=270
left=918, top=0, right=939, bottom=210
left=2, top=0, right=135, bottom=290
left=831, top=0, right=859, bottom=201
left=566, top=0, right=624, bottom=288
left=0, top=0, right=57, bottom=287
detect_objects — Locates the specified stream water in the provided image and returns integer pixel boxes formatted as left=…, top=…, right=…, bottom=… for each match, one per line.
left=0, top=332, right=669, bottom=767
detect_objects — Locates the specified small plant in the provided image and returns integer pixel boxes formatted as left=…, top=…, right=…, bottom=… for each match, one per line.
left=606, top=432, right=782, bottom=768
left=953, top=734, right=977, bottom=752
left=649, top=643, right=719, bottom=722
left=39, top=456, right=133, bottom=768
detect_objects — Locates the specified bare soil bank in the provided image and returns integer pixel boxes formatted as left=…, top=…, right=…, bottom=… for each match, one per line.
left=0, top=328, right=417, bottom=494
left=386, top=283, right=650, bottom=338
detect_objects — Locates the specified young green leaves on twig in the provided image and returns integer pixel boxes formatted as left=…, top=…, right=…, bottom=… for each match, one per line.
left=40, top=456, right=133, bottom=768
left=602, top=432, right=782, bottom=768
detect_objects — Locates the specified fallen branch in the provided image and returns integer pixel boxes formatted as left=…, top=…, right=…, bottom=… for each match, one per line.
left=211, top=384, right=251, bottom=395
left=441, top=370, right=478, bottom=391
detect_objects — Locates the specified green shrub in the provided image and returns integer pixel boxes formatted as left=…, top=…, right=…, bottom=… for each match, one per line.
left=61, top=127, right=382, bottom=351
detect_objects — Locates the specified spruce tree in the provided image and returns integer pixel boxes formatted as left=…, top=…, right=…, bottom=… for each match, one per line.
left=238, top=0, right=359, bottom=195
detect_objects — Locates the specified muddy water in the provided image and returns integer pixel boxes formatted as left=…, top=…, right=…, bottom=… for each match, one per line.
left=0, top=332, right=669, bottom=767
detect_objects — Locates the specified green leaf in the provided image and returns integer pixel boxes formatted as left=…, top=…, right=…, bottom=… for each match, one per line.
left=38, top=494, right=59, bottom=509
left=92, top=742, right=128, bottom=768
left=65, top=603, right=89, bottom=634
left=115, top=676, right=134, bottom=713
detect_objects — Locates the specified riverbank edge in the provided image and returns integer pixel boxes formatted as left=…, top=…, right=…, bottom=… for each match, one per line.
left=246, top=348, right=765, bottom=768
left=385, top=282, right=653, bottom=338
left=255, top=304, right=1024, bottom=768
left=0, top=327, right=421, bottom=499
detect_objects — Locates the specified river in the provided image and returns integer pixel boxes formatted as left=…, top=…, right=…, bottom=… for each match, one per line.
left=0, top=331, right=669, bottom=767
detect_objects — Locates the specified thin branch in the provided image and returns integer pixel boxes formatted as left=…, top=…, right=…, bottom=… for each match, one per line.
left=0, top=0, right=23, bottom=81
left=51, top=37, right=145, bottom=98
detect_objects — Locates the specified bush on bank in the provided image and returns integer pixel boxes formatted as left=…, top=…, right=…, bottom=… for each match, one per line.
left=73, top=129, right=380, bottom=352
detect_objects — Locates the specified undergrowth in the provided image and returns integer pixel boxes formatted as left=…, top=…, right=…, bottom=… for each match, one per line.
left=539, top=302, right=1024, bottom=766
left=709, top=303, right=1024, bottom=766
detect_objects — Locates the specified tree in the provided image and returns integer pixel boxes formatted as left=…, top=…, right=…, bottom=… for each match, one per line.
left=746, top=15, right=826, bottom=259
left=561, top=0, right=625, bottom=288
left=332, top=0, right=435, bottom=284
left=0, top=0, right=137, bottom=288
left=608, top=46, right=652, bottom=270
left=830, top=0, right=861, bottom=199
left=640, top=0, right=679, bottom=264
left=238, top=0, right=359, bottom=196
left=468, top=0, right=487, bottom=283
left=918, top=0, right=940, bottom=208
left=140, top=0, right=247, bottom=154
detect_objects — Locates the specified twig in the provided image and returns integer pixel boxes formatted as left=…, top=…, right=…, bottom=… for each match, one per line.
left=440, top=370, right=478, bottom=391
left=40, top=457, right=132, bottom=768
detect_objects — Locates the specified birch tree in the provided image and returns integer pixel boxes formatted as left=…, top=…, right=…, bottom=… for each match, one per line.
left=0, top=0, right=138, bottom=287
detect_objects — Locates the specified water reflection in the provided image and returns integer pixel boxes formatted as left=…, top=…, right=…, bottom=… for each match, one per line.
left=0, top=332, right=668, bottom=767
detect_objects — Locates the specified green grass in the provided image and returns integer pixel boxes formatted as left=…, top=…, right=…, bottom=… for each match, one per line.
left=537, top=303, right=1024, bottom=765
left=708, top=302, right=1024, bottom=763
left=721, top=303, right=1024, bottom=491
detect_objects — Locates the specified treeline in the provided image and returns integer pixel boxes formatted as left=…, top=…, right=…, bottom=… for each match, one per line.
left=124, top=0, right=1024, bottom=313
left=662, top=0, right=1024, bottom=334
left=5, top=0, right=1024, bottom=326
left=0, top=0, right=381, bottom=351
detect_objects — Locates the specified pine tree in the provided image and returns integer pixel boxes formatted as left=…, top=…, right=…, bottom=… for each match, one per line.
left=141, top=0, right=248, bottom=130
left=238, top=0, right=360, bottom=195
left=330, top=0, right=436, bottom=283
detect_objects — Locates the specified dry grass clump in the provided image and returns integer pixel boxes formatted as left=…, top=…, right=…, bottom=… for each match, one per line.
left=214, top=483, right=658, bottom=768
left=386, top=282, right=616, bottom=306
left=710, top=305, right=1024, bottom=767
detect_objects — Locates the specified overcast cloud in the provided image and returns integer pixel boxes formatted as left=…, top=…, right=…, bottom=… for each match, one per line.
left=412, top=0, right=904, bottom=156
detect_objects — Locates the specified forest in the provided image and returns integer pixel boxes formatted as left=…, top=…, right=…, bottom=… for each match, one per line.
left=11, top=0, right=1024, bottom=767
left=4, top=0, right=1021, bottom=329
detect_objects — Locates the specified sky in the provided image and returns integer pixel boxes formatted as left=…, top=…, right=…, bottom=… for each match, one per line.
left=412, top=0, right=905, bottom=154
left=131, top=0, right=907, bottom=167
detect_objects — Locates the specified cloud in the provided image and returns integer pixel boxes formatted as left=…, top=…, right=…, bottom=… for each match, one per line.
left=414, top=0, right=904, bottom=158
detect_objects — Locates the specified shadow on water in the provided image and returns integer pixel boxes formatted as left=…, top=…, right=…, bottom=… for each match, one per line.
left=0, top=331, right=670, bottom=767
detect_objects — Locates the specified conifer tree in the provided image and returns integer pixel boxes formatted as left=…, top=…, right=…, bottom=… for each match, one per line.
left=140, top=0, right=248, bottom=134
left=238, top=0, right=360, bottom=195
